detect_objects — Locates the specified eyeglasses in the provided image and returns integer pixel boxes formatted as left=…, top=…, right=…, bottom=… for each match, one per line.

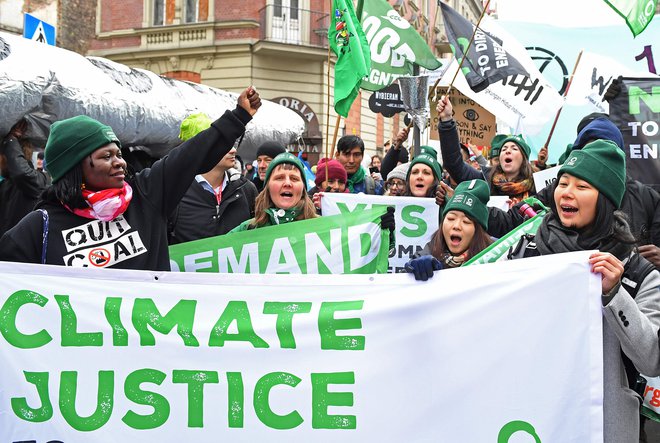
left=386, top=180, right=405, bottom=190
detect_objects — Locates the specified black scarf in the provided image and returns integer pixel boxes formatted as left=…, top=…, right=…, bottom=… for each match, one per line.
left=535, top=213, right=632, bottom=261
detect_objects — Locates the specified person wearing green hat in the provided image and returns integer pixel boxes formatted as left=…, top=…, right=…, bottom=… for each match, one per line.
left=405, top=179, right=494, bottom=280
left=0, top=87, right=261, bottom=270
left=405, top=153, right=442, bottom=198
left=508, top=140, right=660, bottom=443
left=230, top=152, right=318, bottom=231
left=436, top=97, right=536, bottom=203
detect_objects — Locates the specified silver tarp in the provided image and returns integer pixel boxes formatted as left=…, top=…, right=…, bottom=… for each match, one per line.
left=0, top=31, right=304, bottom=161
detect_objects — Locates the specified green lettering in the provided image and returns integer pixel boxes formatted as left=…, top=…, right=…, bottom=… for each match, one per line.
left=628, top=85, right=660, bottom=114
left=311, top=372, right=356, bottom=429
left=55, top=295, right=103, bottom=347
left=132, top=298, right=199, bottom=347
left=105, top=297, right=128, bottom=346
left=172, top=370, right=219, bottom=428
left=122, top=369, right=170, bottom=429
left=400, top=205, right=427, bottom=238
left=0, top=290, right=52, bottom=348
left=318, top=301, right=365, bottom=350
left=498, top=420, right=542, bottom=443
left=253, top=372, right=303, bottom=429
left=59, top=370, right=114, bottom=432
left=227, top=372, right=244, bottom=428
left=11, top=371, right=53, bottom=422
left=263, top=302, right=312, bottom=348
left=208, top=301, right=268, bottom=348
left=336, top=202, right=369, bottom=215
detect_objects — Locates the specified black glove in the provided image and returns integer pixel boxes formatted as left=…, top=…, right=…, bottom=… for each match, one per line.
left=404, top=255, right=443, bottom=281
left=380, top=206, right=396, bottom=251
left=603, top=76, right=622, bottom=102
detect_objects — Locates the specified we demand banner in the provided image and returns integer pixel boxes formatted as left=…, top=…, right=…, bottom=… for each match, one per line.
left=0, top=252, right=603, bottom=442
left=168, top=208, right=389, bottom=274
left=321, top=193, right=438, bottom=273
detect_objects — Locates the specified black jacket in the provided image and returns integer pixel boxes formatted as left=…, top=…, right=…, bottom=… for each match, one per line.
left=488, top=178, right=660, bottom=247
left=168, top=169, right=257, bottom=244
left=0, top=107, right=251, bottom=270
left=0, top=137, right=49, bottom=237
left=439, top=119, right=491, bottom=183
left=380, top=144, right=409, bottom=180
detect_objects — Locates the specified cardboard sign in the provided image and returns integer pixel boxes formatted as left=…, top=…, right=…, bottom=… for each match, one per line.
left=430, top=87, right=496, bottom=146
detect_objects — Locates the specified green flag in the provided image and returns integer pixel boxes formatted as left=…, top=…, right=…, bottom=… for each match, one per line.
left=603, top=0, right=658, bottom=36
left=361, top=0, right=442, bottom=91
left=169, top=208, right=390, bottom=274
left=329, top=0, right=371, bottom=117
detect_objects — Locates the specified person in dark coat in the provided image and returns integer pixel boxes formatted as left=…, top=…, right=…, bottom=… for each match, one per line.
left=167, top=113, right=258, bottom=244
left=437, top=96, right=536, bottom=203
left=0, top=119, right=49, bottom=237
left=380, top=126, right=410, bottom=180
left=251, top=141, right=286, bottom=192
left=0, top=87, right=261, bottom=270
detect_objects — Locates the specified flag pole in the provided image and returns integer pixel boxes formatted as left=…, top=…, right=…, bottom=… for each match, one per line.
left=543, top=49, right=584, bottom=151
left=445, top=0, right=491, bottom=96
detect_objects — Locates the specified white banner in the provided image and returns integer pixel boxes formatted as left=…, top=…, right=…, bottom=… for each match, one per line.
left=0, top=252, right=604, bottom=442
left=533, top=165, right=562, bottom=194
left=321, top=194, right=439, bottom=272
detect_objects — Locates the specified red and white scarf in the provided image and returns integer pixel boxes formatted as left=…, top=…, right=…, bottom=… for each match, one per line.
left=67, top=182, right=133, bottom=221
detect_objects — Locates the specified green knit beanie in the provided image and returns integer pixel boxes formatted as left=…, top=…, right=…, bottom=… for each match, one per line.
left=45, top=116, right=121, bottom=183
left=557, top=140, right=626, bottom=208
left=419, top=145, right=438, bottom=157
left=407, top=153, right=443, bottom=181
left=443, top=179, right=490, bottom=229
left=179, top=113, right=212, bottom=141
left=489, top=134, right=508, bottom=159
left=264, top=152, right=306, bottom=186
left=499, top=134, right=531, bottom=159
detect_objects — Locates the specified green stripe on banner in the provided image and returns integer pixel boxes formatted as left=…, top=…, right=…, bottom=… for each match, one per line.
left=169, top=207, right=390, bottom=274
left=464, top=211, right=547, bottom=266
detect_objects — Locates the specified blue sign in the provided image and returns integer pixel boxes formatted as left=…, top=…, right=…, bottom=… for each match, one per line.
left=23, top=13, right=56, bottom=46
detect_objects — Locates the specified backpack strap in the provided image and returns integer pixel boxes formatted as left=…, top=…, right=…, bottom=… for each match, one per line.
left=36, top=209, right=49, bottom=265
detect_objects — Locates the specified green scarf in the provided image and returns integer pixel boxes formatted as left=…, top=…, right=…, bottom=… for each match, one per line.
left=346, top=166, right=366, bottom=193
left=265, top=207, right=300, bottom=225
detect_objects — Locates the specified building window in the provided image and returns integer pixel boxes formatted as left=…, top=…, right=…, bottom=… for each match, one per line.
left=154, top=0, right=165, bottom=25
left=184, top=0, right=199, bottom=23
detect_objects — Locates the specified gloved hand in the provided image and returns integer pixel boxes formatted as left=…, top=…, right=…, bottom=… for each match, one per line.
left=380, top=206, right=395, bottom=232
left=380, top=206, right=396, bottom=249
left=405, top=255, right=443, bottom=281
left=603, top=76, right=622, bottom=102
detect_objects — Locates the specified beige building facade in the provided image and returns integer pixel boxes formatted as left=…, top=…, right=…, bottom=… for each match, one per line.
left=88, top=0, right=481, bottom=161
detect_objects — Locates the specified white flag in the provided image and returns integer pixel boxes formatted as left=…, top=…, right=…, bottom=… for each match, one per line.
left=566, top=50, right=659, bottom=113
left=439, top=16, right=564, bottom=136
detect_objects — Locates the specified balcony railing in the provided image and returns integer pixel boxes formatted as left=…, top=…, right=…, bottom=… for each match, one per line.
left=258, top=4, right=330, bottom=48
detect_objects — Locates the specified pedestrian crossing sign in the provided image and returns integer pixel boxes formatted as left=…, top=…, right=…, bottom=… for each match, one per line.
left=23, top=13, right=56, bottom=46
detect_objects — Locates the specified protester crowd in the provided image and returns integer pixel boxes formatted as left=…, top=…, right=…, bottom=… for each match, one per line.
left=0, top=86, right=659, bottom=442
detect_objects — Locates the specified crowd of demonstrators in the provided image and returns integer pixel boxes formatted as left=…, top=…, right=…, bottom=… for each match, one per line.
left=0, top=87, right=261, bottom=269
left=250, top=141, right=287, bottom=192
left=230, top=152, right=317, bottom=231
left=0, top=119, right=49, bottom=238
left=167, top=113, right=258, bottom=244
left=335, top=135, right=384, bottom=195
left=437, top=97, right=536, bottom=204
